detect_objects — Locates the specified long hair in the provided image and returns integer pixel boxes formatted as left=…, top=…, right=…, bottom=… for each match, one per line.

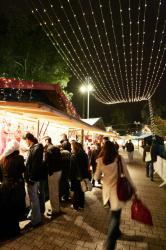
left=2, top=150, right=19, bottom=169
left=99, top=141, right=118, bottom=165
left=71, top=141, right=82, bottom=155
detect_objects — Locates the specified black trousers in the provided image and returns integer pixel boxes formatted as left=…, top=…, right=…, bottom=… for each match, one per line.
left=71, top=180, right=85, bottom=209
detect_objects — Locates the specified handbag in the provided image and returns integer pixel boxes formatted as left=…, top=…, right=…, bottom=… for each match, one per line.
left=131, top=198, right=153, bottom=226
left=81, top=178, right=92, bottom=192
left=117, top=155, right=133, bottom=201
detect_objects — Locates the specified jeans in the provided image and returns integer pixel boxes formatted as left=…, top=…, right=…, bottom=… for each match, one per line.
left=105, top=209, right=122, bottom=250
left=39, top=180, right=46, bottom=214
left=146, top=161, right=154, bottom=180
left=27, top=182, right=41, bottom=226
left=149, top=162, right=154, bottom=180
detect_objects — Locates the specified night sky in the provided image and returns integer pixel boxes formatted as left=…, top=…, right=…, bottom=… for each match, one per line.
left=0, top=0, right=166, bottom=125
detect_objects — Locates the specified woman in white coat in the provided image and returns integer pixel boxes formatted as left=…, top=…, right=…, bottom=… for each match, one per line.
left=94, top=141, right=136, bottom=250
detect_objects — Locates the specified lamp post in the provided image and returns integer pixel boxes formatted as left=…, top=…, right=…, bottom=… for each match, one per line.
left=80, top=85, right=86, bottom=118
left=134, top=121, right=140, bottom=134
left=80, top=77, right=94, bottom=119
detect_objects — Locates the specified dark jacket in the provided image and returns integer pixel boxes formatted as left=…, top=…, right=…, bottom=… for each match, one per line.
left=0, top=151, right=26, bottom=236
left=125, top=142, right=134, bottom=152
left=44, top=144, right=62, bottom=176
left=70, top=150, right=89, bottom=181
left=0, top=151, right=25, bottom=183
left=143, top=145, right=151, bottom=162
left=60, top=139, right=71, bottom=152
left=61, top=149, right=71, bottom=179
left=25, top=143, right=44, bottom=182
left=151, top=143, right=158, bottom=162
left=90, top=149, right=100, bottom=171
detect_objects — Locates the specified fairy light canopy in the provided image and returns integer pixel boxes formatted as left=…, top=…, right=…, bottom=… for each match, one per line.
left=29, top=0, right=166, bottom=104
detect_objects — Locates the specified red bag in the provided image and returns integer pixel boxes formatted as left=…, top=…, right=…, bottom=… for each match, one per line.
left=131, top=198, right=153, bottom=226
left=117, top=156, right=133, bottom=201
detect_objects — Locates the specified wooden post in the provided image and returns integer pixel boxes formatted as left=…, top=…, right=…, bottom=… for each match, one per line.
left=81, top=129, right=84, bottom=147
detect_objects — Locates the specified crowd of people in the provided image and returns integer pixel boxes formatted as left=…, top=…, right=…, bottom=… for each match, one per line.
left=0, top=134, right=137, bottom=250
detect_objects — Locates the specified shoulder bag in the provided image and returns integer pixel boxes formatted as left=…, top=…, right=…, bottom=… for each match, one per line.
left=117, top=155, right=133, bottom=201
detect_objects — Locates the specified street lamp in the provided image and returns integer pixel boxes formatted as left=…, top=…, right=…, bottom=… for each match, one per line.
left=80, top=77, right=94, bottom=119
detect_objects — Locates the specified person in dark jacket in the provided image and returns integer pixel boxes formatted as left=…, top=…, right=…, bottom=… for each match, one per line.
left=70, top=141, right=89, bottom=210
left=43, top=136, right=62, bottom=217
left=25, top=133, right=43, bottom=227
left=125, top=140, right=134, bottom=162
left=0, top=140, right=26, bottom=240
left=59, top=141, right=71, bottom=202
left=143, top=141, right=152, bottom=179
left=60, top=133, right=71, bottom=152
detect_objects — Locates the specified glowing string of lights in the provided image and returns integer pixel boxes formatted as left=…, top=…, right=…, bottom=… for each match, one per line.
left=29, top=1, right=86, bottom=83
left=138, top=0, right=147, bottom=100
left=88, top=0, right=123, bottom=101
left=64, top=0, right=115, bottom=103
left=98, top=0, right=124, bottom=102
left=148, top=47, right=166, bottom=99
left=116, top=0, right=130, bottom=101
left=128, top=0, right=134, bottom=102
left=143, top=0, right=162, bottom=97
left=148, top=98, right=155, bottom=134
left=134, top=0, right=141, bottom=101
left=145, top=21, right=166, bottom=98
left=28, top=0, right=165, bottom=105
left=31, top=7, right=85, bottom=83
left=78, top=0, right=120, bottom=103
left=37, top=0, right=90, bottom=80
left=54, top=0, right=113, bottom=103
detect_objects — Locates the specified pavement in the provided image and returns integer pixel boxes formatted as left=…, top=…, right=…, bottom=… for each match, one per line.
left=0, top=150, right=166, bottom=250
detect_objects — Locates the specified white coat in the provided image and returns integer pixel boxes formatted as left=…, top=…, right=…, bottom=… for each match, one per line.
left=94, top=155, right=136, bottom=211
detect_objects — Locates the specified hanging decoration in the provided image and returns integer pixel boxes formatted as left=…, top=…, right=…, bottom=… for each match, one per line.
left=148, top=98, right=156, bottom=135
left=29, top=0, right=166, bottom=104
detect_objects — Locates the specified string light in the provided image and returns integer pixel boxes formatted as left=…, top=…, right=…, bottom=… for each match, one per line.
left=143, top=0, right=162, bottom=98
left=134, top=0, right=141, bottom=101
left=128, top=0, right=134, bottom=102
left=30, top=1, right=87, bottom=84
left=28, top=0, right=165, bottom=105
left=63, top=0, right=115, bottom=102
left=145, top=22, right=166, bottom=99
left=96, top=0, right=125, bottom=102
left=78, top=0, right=119, bottom=102
left=117, top=0, right=130, bottom=101
left=44, top=0, right=112, bottom=102
left=148, top=51, right=166, bottom=99
left=148, top=98, right=156, bottom=135
left=138, top=0, right=147, bottom=100
left=37, top=0, right=89, bottom=79
left=98, top=0, right=124, bottom=102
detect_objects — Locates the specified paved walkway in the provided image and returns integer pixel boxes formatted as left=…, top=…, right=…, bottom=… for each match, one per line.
left=0, top=150, right=166, bottom=250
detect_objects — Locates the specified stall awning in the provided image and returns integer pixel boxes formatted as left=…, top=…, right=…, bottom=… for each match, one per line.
left=0, top=101, right=109, bottom=134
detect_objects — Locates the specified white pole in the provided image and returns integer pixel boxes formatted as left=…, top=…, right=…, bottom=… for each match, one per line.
left=87, top=77, right=90, bottom=119
left=87, top=89, right=90, bottom=119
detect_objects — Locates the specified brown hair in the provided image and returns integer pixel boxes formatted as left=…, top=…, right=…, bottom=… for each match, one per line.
left=98, top=141, right=118, bottom=165
left=71, top=141, right=82, bottom=154
left=2, top=151, right=19, bottom=169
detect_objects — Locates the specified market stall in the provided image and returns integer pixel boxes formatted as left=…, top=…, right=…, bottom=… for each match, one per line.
left=0, top=77, right=111, bottom=153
